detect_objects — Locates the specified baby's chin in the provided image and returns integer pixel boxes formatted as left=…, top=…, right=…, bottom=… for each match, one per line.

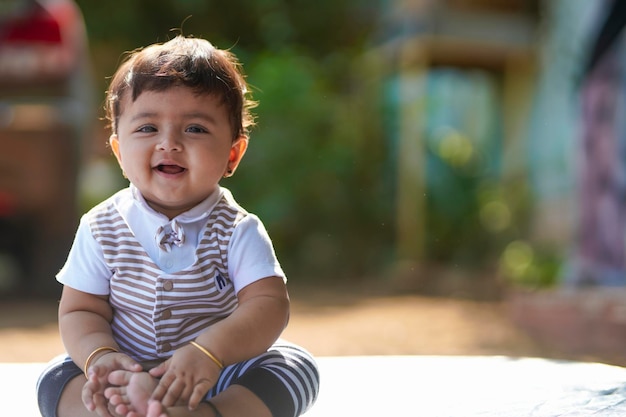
left=143, top=198, right=194, bottom=218
left=144, top=194, right=213, bottom=218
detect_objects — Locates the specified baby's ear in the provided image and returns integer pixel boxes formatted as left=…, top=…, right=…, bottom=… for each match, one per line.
left=224, top=137, right=248, bottom=178
left=228, top=136, right=248, bottom=169
left=109, top=134, right=122, bottom=164
left=231, top=139, right=246, bottom=159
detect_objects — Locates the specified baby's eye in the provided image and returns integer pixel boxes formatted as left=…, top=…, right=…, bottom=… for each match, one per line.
left=186, top=125, right=208, bottom=134
left=137, top=125, right=157, bottom=133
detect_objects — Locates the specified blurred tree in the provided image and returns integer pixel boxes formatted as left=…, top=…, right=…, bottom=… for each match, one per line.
left=75, top=0, right=390, bottom=280
left=75, top=0, right=378, bottom=77
left=229, top=49, right=393, bottom=279
left=73, top=0, right=550, bottom=287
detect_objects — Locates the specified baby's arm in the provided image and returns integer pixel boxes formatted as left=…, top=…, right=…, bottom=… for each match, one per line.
left=59, top=285, right=142, bottom=414
left=149, top=275, right=290, bottom=409
left=199, top=275, right=290, bottom=363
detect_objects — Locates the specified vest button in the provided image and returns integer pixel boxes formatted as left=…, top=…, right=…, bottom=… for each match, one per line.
left=162, top=309, right=172, bottom=320
left=163, top=280, right=174, bottom=291
left=162, top=342, right=171, bottom=352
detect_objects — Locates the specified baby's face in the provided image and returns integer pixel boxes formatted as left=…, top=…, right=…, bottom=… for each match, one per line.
left=110, top=86, right=246, bottom=218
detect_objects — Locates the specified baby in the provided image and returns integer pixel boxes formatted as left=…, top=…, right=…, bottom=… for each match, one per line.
left=36, top=35, right=319, bottom=417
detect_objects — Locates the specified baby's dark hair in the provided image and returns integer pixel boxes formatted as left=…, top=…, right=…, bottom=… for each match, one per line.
left=105, top=35, right=256, bottom=139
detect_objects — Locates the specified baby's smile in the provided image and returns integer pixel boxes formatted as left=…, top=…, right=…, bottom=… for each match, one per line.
left=156, top=164, right=186, bottom=174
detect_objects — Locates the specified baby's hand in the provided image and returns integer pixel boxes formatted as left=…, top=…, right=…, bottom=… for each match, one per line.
left=149, top=344, right=221, bottom=410
left=82, top=352, right=142, bottom=416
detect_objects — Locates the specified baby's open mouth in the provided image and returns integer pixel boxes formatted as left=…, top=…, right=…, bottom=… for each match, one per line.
left=157, top=164, right=186, bottom=174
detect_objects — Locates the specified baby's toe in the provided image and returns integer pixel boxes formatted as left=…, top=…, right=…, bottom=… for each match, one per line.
left=104, top=386, right=123, bottom=399
left=108, top=369, right=133, bottom=385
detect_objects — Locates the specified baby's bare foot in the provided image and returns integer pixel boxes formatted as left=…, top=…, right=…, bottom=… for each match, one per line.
left=106, top=370, right=158, bottom=416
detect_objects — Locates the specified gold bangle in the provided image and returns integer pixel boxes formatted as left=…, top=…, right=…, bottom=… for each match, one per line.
left=84, top=346, right=118, bottom=378
left=189, top=341, right=224, bottom=370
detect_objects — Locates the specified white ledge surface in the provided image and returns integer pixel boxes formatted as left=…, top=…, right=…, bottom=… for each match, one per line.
left=6, top=356, right=626, bottom=417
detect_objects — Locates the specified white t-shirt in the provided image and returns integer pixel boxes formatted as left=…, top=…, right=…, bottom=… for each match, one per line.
left=57, top=185, right=285, bottom=295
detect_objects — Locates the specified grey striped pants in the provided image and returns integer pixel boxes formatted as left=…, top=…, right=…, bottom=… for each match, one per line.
left=37, top=340, right=319, bottom=417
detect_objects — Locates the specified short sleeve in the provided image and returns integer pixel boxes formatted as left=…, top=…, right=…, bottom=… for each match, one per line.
left=228, top=214, right=285, bottom=293
left=56, top=214, right=113, bottom=295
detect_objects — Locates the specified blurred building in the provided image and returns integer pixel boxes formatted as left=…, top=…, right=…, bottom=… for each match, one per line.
left=0, top=0, right=95, bottom=297
left=566, top=0, right=626, bottom=286
left=379, top=0, right=626, bottom=288
left=378, top=0, right=540, bottom=269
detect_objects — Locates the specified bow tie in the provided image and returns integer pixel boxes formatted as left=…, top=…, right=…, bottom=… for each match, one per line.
left=155, top=219, right=185, bottom=252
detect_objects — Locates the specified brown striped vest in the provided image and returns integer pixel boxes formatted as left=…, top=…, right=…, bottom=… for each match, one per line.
left=89, top=194, right=245, bottom=362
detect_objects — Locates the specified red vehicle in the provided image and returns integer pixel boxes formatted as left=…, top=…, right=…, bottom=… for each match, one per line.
left=0, top=0, right=94, bottom=297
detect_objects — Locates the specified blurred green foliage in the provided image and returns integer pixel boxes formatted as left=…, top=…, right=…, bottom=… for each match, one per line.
left=76, top=0, right=394, bottom=280
left=76, top=0, right=379, bottom=96
left=499, top=240, right=562, bottom=289
left=75, top=1, right=546, bottom=287
left=228, top=50, right=394, bottom=279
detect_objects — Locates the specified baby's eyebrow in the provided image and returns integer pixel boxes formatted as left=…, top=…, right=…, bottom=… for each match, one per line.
left=129, top=112, right=157, bottom=122
left=184, top=112, right=219, bottom=125
left=129, top=111, right=219, bottom=125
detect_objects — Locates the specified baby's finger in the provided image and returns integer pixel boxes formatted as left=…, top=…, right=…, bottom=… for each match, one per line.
left=81, top=386, right=96, bottom=410
left=150, top=372, right=176, bottom=401
left=93, top=395, right=115, bottom=417
left=148, top=361, right=168, bottom=378
left=87, top=363, right=105, bottom=379
left=188, top=379, right=213, bottom=410
left=117, top=355, right=142, bottom=372
left=81, top=375, right=100, bottom=409
left=161, top=378, right=186, bottom=407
